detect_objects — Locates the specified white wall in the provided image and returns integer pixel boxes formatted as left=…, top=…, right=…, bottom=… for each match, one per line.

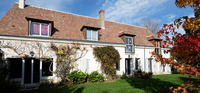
left=0, top=36, right=171, bottom=84
left=133, top=46, right=171, bottom=75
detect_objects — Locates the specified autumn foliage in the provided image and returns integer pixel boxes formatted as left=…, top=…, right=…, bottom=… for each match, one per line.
left=152, top=0, right=200, bottom=92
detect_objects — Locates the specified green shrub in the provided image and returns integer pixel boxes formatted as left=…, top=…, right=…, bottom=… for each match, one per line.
left=134, top=69, right=153, bottom=78
left=93, top=46, right=120, bottom=79
left=88, top=71, right=104, bottom=82
left=171, top=67, right=180, bottom=74
left=68, top=70, right=88, bottom=84
left=120, top=72, right=127, bottom=79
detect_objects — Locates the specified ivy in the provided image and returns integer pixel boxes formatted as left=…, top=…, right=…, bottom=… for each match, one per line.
left=93, top=46, right=120, bottom=79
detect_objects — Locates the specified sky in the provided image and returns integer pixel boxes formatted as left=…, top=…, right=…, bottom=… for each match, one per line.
left=0, top=0, right=195, bottom=33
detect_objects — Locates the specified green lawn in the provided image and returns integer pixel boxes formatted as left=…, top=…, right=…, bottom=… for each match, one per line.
left=20, top=74, right=199, bottom=93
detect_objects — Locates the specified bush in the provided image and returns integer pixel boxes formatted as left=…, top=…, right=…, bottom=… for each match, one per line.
left=120, top=72, right=127, bottom=79
left=88, top=71, right=104, bottom=82
left=134, top=69, right=153, bottom=78
left=171, top=67, right=180, bottom=74
left=68, top=70, right=88, bottom=84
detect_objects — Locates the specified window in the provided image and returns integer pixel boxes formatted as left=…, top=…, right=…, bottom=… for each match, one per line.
left=155, top=41, right=160, bottom=54
left=116, top=61, right=120, bottom=71
left=148, top=58, right=152, bottom=72
left=135, top=58, right=139, bottom=70
left=125, top=36, right=133, bottom=52
left=9, top=58, right=22, bottom=78
left=42, top=59, right=53, bottom=76
left=86, top=29, right=98, bottom=41
left=163, top=65, right=165, bottom=72
left=0, top=50, right=2, bottom=60
left=30, top=22, right=49, bottom=36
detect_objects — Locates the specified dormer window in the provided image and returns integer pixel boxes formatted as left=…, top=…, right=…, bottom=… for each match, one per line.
left=26, top=17, right=53, bottom=37
left=125, top=36, right=133, bottom=52
left=86, top=29, right=98, bottom=41
left=147, top=36, right=162, bottom=54
left=81, top=25, right=101, bottom=41
left=119, top=30, right=135, bottom=53
left=30, top=22, right=49, bottom=36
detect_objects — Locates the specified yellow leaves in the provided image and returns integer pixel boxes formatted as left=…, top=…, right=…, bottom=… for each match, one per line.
left=169, top=87, right=174, bottom=91
left=186, top=1, right=189, bottom=5
left=183, top=89, right=188, bottom=93
left=58, top=49, right=64, bottom=54
left=176, top=0, right=200, bottom=10
left=197, top=88, right=200, bottom=92
left=187, top=18, right=191, bottom=22
left=62, top=59, right=64, bottom=62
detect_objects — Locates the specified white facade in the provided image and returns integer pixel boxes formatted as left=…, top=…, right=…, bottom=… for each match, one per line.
left=0, top=35, right=171, bottom=86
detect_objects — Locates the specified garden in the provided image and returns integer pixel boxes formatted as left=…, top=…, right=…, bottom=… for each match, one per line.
left=17, top=74, right=199, bottom=93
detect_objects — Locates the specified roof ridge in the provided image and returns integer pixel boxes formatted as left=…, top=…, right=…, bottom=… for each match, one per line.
left=15, top=2, right=99, bottom=20
left=105, top=20, right=147, bottom=29
left=15, top=2, right=147, bottom=30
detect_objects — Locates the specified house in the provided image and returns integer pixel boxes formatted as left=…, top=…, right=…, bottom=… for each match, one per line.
left=0, top=0, right=171, bottom=87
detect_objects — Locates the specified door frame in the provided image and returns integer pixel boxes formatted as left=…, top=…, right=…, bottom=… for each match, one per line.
left=125, top=58, right=131, bottom=75
left=22, top=58, right=41, bottom=86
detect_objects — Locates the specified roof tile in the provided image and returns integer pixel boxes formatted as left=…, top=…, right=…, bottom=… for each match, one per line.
left=0, top=3, right=160, bottom=46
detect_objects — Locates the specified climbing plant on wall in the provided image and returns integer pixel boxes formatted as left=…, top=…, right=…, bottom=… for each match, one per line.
left=93, top=46, right=120, bottom=80
left=51, top=42, right=87, bottom=83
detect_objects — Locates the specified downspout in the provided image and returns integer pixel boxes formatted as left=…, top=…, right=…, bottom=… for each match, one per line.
left=144, top=46, right=146, bottom=72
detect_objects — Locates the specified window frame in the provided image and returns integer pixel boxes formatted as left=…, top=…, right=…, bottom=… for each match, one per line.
left=42, top=59, right=53, bottom=77
left=30, top=22, right=50, bottom=37
left=85, top=29, right=98, bottom=41
left=163, top=65, right=165, bottom=72
left=116, top=61, right=120, bottom=71
left=148, top=58, right=152, bottom=72
left=135, top=58, right=139, bottom=70
left=125, top=36, right=133, bottom=53
left=8, top=58, right=22, bottom=78
left=155, top=41, right=161, bottom=54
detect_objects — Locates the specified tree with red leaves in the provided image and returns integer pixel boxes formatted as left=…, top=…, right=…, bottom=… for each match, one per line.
left=152, top=0, right=200, bottom=92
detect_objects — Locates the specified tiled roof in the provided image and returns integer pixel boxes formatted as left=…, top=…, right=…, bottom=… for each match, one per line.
left=119, top=29, right=136, bottom=36
left=0, top=3, right=160, bottom=46
left=146, top=35, right=162, bottom=41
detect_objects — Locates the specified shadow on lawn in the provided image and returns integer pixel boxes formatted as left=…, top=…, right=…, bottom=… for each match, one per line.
left=125, top=78, right=179, bottom=93
left=179, top=76, right=198, bottom=83
left=20, top=86, right=84, bottom=93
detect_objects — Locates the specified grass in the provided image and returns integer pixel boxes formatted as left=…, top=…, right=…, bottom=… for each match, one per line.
left=18, top=74, right=199, bottom=93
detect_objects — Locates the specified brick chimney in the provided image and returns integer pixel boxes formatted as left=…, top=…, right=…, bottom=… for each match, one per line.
left=99, top=9, right=105, bottom=29
left=19, top=0, right=25, bottom=9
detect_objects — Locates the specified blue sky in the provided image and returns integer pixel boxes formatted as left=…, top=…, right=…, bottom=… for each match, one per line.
left=0, top=0, right=195, bottom=32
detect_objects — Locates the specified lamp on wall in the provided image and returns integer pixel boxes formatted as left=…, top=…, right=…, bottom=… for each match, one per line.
left=30, top=51, right=34, bottom=57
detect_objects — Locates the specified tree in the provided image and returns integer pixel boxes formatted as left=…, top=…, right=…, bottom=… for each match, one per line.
left=143, top=19, right=160, bottom=35
left=152, top=0, right=200, bottom=92
left=135, top=22, right=140, bottom=26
